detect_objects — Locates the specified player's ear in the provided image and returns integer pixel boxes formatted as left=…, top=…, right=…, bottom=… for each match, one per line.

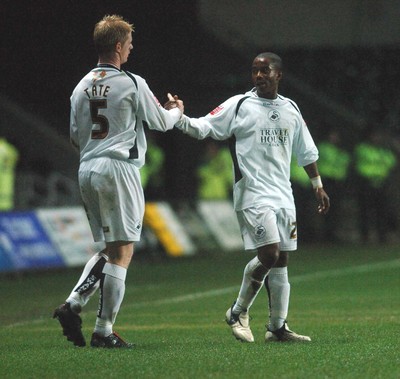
left=115, top=41, right=122, bottom=52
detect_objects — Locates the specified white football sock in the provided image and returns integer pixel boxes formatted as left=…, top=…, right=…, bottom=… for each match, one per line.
left=94, top=263, right=127, bottom=337
left=265, top=267, right=290, bottom=330
left=66, top=252, right=108, bottom=313
left=232, top=256, right=270, bottom=314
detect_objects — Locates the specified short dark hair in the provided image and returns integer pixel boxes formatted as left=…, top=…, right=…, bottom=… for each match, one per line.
left=255, top=52, right=282, bottom=71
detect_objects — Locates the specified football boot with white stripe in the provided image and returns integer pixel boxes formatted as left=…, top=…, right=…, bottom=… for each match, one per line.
left=225, top=303, right=254, bottom=343
left=265, top=322, right=311, bottom=342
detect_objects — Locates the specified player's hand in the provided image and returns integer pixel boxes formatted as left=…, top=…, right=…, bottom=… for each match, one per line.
left=164, top=93, right=184, bottom=115
left=315, top=187, right=330, bottom=215
left=164, top=93, right=176, bottom=109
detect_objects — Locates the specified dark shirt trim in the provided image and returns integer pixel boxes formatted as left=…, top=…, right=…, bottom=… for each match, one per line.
left=228, top=135, right=242, bottom=183
left=235, top=96, right=250, bottom=118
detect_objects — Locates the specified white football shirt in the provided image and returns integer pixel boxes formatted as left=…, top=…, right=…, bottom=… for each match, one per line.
left=70, top=64, right=181, bottom=168
left=176, top=88, right=319, bottom=211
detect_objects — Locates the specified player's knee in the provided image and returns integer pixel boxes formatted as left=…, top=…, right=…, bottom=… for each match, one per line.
left=275, top=251, right=289, bottom=267
left=257, top=243, right=280, bottom=268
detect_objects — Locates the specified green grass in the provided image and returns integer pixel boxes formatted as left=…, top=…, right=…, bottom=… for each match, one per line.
left=1, top=244, right=399, bottom=378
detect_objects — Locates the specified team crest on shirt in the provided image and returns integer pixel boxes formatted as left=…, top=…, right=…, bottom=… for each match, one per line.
left=268, top=110, right=280, bottom=122
left=254, top=225, right=266, bottom=239
left=210, top=105, right=224, bottom=115
left=92, top=70, right=107, bottom=83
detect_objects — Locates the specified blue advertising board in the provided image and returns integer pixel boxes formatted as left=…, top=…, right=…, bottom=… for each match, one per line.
left=0, top=211, right=64, bottom=272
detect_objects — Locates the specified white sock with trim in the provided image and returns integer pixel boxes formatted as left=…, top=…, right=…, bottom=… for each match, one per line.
left=232, top=256, right=270, bottom=314
left=94, top=263, right=127, bottom=337
left=266, top=267, right=290, bottom=330
left=66, top=252, right=108, bottom=313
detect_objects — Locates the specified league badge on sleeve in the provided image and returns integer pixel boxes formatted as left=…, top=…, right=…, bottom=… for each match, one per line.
left=210, top=105, right=224, bottom=115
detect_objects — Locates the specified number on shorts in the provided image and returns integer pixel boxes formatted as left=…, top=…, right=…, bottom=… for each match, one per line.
left=90, top=99, right=109, bottom=139
left=290, top=221, right=297, bottom=239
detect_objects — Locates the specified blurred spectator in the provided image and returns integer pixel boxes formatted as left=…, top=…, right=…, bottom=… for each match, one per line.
left=140, top=134, right=165, bottom=200
left=317, top=128, right=351, bottom=242
left=353, top=127, right=397, bottom=242
left=0, top=138, right=19, bottom=211
left=197, top=140, right=232, bottom=200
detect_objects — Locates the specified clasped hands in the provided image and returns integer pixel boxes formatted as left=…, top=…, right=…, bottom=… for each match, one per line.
left=164, top=93, right=184, bottom=115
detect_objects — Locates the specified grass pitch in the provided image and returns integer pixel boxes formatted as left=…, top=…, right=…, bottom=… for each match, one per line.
left=1, top=243, right=399, bottom=378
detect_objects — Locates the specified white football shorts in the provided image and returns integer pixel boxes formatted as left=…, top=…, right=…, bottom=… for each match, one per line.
left=236, top=206, right=297, bottom=251
left=78, top=157, right=144, bottom=242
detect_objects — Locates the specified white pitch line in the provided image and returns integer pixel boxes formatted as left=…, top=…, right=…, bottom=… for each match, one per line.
left=288, top=258, right=400, bottom=283
left=5, top=259, right=399, bottom=328
left=128, top=258, right=400, bottom=309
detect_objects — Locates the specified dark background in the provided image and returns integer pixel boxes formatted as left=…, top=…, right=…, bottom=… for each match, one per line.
left=1, top=0, right=252, bottom=199
left=1, top=0, right=400, bottom=203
